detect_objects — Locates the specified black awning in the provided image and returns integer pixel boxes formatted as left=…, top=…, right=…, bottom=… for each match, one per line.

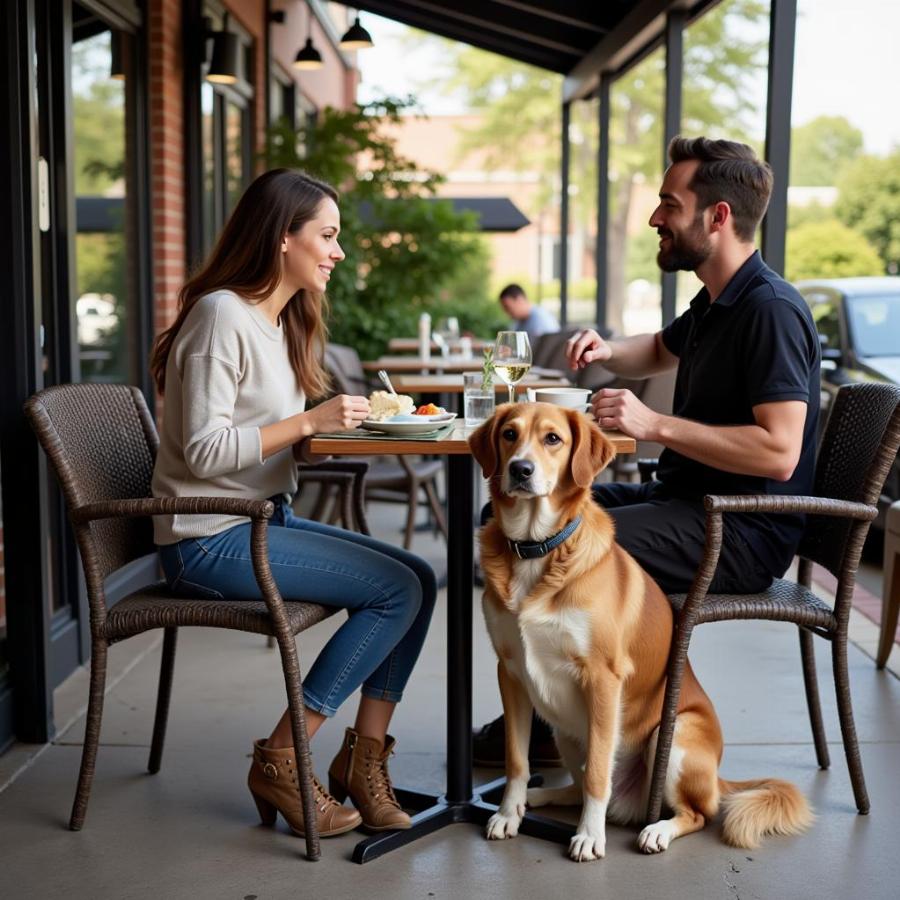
left=357, top=196, right=530, bottom=232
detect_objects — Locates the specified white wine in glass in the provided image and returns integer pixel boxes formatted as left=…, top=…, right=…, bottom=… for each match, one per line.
left=493, top=331, right=532, bottom=404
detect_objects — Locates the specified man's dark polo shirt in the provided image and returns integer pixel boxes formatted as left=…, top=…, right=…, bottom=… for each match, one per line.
left=659, top=251, right=821, bottom=577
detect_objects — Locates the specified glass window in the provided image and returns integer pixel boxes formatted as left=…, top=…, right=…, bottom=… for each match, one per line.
left=679, top=0, right=771, bottom=313
left=72, top=26, right=136, bottom=384
left=607, top=47, right=665, bottom=336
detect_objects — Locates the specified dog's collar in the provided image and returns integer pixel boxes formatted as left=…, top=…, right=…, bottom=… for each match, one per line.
left=507, top=516, right=582, bottom=560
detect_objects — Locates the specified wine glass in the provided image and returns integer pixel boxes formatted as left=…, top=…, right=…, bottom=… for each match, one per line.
left=493, top=331, right=532, bottom=404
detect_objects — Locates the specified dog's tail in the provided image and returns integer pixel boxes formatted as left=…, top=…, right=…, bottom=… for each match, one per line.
left=717, top=777, right=814, bottom=848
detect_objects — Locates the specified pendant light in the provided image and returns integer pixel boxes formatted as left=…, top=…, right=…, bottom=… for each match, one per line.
left=294, top=2, right=323, bottom=71
left=339, top=16, right=373, bottom=50
left=206, top=14, right=240, bottom=85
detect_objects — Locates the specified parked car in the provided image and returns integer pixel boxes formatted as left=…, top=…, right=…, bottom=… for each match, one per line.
left=796, top=277, right=900, bottom=535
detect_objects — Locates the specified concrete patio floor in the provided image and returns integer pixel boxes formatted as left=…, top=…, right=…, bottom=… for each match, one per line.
left=1, top=495, right=899, bottom=900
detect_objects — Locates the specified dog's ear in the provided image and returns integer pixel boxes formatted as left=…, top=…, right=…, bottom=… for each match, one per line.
left=568, top=410, right=616, bottom=487
left=468, top=405, right=511, bottom=480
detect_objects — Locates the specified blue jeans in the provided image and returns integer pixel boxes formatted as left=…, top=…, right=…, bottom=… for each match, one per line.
left=158, top=501, right=437, bottom=716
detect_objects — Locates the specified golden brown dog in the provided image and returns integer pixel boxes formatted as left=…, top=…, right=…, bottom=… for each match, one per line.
left=469, top=402, right=812, bottom=861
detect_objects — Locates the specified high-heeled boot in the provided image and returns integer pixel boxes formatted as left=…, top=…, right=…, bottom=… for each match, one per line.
left=248, top=738, right=362, bottom=837
left=327, top=727, right=412, bottom=832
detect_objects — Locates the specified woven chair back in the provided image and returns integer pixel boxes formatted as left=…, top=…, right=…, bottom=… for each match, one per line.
left=799, top=381, right=900, bottom=576
left=324, top=343, right=369, bottom=396
left=24, top=383, right=159, bottom=580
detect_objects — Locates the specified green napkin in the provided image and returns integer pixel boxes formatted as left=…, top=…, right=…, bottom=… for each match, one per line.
left=314, top=423, right=455, bottom=441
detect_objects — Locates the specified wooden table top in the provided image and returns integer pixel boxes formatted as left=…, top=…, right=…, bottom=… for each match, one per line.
left=309, top=425, right=636, bottom=457
left=388, top=337, right=492, bottom=353
left=393, top=373, right=572, bottom=394
left=363, top=355, right=485, bottom=373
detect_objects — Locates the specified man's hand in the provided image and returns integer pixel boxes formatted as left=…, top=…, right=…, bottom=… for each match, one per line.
left=591, top=388, right=661, bottom=441
left=566, top=328, right=612, bottom=370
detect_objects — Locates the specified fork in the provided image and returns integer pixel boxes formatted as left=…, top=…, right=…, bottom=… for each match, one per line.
left=377, top=369, right=398, bottom=395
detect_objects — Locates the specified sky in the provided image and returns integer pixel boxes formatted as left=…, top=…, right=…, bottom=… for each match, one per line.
left=356, top=0, right=900, bottom=156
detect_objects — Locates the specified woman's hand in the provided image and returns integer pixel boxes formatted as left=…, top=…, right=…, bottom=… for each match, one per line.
left=565, top=328, right=612, bottom=370
left=307, top=394, right=371, bottom=433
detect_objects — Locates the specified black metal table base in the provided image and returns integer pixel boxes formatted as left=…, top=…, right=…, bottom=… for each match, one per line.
left=351, top=777, right=574, bottom=863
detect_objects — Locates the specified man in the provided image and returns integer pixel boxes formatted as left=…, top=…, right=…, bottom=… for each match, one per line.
left=499, top=283, right=559, bottom=342
left=474, top=136, right=821, bottom=767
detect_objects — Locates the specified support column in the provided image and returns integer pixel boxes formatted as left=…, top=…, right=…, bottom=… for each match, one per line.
left=661, top=9, right=685, bottom=327
left=559, top=101, right=570, bottom=326
left=762, top=0, right=797, bottom=275
left=595, top=75, right=610, bottom=332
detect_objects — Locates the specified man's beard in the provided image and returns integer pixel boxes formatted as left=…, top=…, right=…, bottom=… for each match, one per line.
left=656, top=215, right=712, bottom=272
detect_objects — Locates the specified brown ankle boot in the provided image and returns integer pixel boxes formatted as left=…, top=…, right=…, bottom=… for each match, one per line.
left=248, top=738, right=362, bottom=837
left=328, top=728, right=412, bottom=832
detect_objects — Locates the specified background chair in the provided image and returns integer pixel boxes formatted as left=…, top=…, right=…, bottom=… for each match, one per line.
left=877, top=499, right=900, bottom=668
left=323, top=343, right=447, bottom=548
left=644, top=382, right=900, bottom=824
left=24, top=383, right=337, bottom=861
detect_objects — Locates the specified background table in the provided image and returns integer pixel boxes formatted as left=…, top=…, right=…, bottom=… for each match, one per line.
left=309, top=424, right=636, bottom=863
left=388, top=337, right=492, bottom=354
left=394, top=373, right=572, bottom=396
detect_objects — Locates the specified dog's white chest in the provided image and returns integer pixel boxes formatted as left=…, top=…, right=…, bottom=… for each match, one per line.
left=484, top=597, right=592, bottom=743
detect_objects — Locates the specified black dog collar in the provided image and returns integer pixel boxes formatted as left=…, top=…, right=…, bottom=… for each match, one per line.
left=507, top=516, right=582, bottom=560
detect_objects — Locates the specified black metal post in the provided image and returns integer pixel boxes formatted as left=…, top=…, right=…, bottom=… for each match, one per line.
left=661, top=9, right=684, bottom=327
left=762, top=0, right=797, bottom=275
left=595, top=75, right=610, bottom=332
left=0, top=0, right=55, bottom=744
left=559, top=101, right=570, bottom=326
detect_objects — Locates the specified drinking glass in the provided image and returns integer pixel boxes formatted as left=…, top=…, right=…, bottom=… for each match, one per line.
left=463, top=371, right=495, bottom=426
left=493, top=331, right=532, bottom=404
left=434, top=316, right=460, bottom=358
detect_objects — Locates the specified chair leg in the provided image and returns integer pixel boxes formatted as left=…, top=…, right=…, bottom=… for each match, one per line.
left=70, top=640, right=109, bottom=831
left=402, top=480, right=420, bottom=549
left=876, top=541, right=899, bottom=668
left=646, top=622, right=693, bottom=824
left=275, top=632, right=321, bottom=860
left=148, top=627, right=178, bottom=774
left=832, top=635, right=870, bottom=814
left=423, top=480, right=448, bottom=542
left=798, top=627, right=830, bottom=769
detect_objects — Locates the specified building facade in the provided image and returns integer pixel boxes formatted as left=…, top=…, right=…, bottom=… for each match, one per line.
left=0, top=0, right=359, bottom=750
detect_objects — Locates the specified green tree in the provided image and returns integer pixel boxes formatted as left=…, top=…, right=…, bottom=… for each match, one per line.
left=835, top=151, right=900, bottom=273
left=413, top=0, right=768, bottom=330
left=265, top=98, right=497, bottom=359
left=786, top=220, right=883, bottom=281
left=790, top=116, right=864, bottom=187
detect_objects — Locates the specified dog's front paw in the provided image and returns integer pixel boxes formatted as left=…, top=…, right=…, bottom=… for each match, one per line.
left=568, top=828, right=606, bottom=862
left=637, top=820, right=676, bottom=853
left=486, top=805, right=525, bottom=840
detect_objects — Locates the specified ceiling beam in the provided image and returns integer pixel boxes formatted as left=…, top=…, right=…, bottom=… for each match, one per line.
left=563, top=0, right=710, bottom=102
left=487, top=0, right=608, bottom=33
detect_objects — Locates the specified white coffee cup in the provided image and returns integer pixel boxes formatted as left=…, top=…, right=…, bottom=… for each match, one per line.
left=531, top=387, right=592, bottom=410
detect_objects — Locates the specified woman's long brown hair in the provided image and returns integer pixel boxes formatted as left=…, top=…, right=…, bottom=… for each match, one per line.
left=150, top=169, right=338, bottom=398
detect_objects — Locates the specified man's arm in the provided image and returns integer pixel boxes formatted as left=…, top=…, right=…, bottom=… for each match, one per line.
left=566, top=329, right=678, bottom=378
left=593, top=392, right=807, bottom=482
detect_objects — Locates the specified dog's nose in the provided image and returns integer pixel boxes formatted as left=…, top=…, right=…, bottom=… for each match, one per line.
left=509, top=459, right=535, bottom=483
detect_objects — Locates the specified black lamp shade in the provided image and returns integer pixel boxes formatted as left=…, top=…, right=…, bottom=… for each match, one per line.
left=293, top=37, right=323, bottom=70
left=207, top=30, right=240, bottom=84
left=339, top=16, right=373, bottom=50
left=110, top=31, right=126, bottom=80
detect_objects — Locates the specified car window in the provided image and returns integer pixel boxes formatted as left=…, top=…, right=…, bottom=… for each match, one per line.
left=846, top=294, right=900, bottom=357
left=805, top=291, right=841, bottom=350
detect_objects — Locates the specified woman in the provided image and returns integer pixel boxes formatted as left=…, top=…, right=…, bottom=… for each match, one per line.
left=150, top=169, right=436, bottom=839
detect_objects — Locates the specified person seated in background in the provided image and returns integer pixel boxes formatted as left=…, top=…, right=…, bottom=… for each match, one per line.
left=474, top=135, right=821, bottom=768
left=499, top=283, right=559, bottom=342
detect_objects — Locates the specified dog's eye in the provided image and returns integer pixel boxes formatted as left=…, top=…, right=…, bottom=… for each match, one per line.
left=545, top=432, right=561, bottom=445
left=501, top=428, right=517, bottom=441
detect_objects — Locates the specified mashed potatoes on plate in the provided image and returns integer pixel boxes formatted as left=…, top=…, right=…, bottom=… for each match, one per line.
left=368, top=390, right=415, bottom=421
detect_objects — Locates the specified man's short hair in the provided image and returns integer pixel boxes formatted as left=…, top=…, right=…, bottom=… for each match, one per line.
left=499, top=283, right=526, bottom=301
left=668, top=136, right=773, bottom=242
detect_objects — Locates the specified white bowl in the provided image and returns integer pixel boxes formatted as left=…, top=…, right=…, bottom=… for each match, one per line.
left=530, top=387, right=592, bottom=409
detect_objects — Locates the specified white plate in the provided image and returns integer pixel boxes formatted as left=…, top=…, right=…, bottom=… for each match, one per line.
left=360, top=413, right=456, bottom=436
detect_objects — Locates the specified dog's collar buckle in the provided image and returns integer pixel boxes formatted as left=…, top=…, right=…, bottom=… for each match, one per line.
left=507, top=515, right=582, bottom=560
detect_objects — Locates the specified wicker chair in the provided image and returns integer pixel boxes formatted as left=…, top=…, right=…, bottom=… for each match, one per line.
left=24, top=382, right=338, bottom=861
left=644, top=382, right=900, bottom=824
